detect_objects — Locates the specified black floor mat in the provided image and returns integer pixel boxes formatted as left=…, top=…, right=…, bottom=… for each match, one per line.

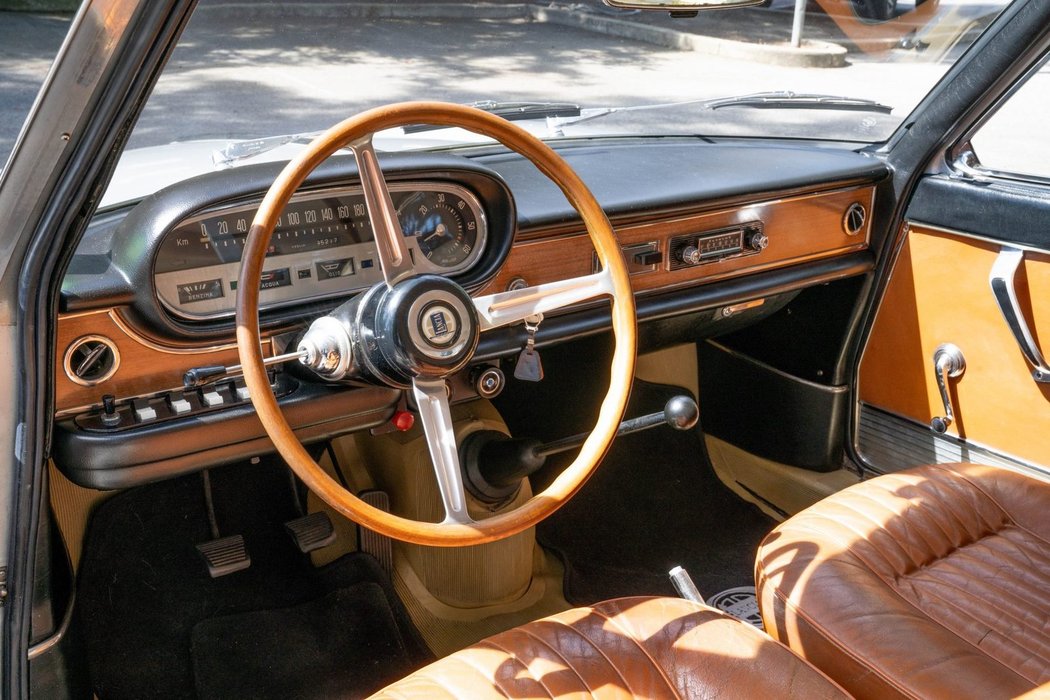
left=75, top=458, right=429, bottom=700
left=192, top=583, right=415, bottom=700
left=493, top=337, right=774, bottom=605
left=536, top=381, right=776, bottom=604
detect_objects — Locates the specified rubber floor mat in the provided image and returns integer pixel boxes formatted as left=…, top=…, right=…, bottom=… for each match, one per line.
left=192, top=583, right=417, bottom=700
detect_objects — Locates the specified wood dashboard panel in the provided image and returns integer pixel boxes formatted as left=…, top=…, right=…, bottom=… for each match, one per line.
left=55, top=310, right=274, bottom=415
left=478, top=185, right=873, bottom=297
left=56, top=183, right=871, bottom=416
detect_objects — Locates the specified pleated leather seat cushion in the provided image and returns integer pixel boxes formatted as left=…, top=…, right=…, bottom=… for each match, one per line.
left=756, top=463, right=1050, bottom=700
left=368, top=596, right=849, bottom=699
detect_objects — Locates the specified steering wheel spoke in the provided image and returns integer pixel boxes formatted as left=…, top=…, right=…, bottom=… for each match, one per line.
left=411, top=378, right=475, bottom=525
left=349, top=135, right=415, bottom=287
left=473, top=269, right=614, bottom=332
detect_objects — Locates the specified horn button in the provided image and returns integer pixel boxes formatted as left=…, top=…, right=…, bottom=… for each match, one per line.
left=375, top=275, right=479, bottom=380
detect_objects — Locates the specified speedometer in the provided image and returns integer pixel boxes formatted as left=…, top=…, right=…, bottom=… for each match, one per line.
left=397, top=191, right=478, bottom=269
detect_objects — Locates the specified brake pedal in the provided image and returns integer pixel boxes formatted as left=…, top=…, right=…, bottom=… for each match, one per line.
left=285, top=511, right=336, bottom=553
left=196, top=535, right=251, bottom=578
left=359, top=490, right=393, bottom=573
left=195, top=469, right=250, bottom=578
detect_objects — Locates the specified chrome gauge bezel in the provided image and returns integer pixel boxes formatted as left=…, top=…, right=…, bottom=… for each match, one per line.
left=153, top=181, right=488, bottom=321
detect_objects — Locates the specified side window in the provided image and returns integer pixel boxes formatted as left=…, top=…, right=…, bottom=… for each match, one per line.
left=969, top=60, right=1050, bottom=179
left=0, top=10, right=73, bottom=171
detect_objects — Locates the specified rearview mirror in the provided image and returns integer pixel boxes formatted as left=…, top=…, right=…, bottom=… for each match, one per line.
left=602, top=0, right=763, bottom=9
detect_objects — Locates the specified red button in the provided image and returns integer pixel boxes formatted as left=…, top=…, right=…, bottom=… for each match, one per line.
left=392, top=410, right=415, bottom=432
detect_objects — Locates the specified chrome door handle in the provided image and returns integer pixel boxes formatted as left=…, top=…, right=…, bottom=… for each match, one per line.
left=990, top=247, right=1050, bottom=383
left=930, top=343, right=965, bottom=434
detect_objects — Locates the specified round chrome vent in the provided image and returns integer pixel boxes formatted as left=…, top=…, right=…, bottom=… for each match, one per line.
left=843, top=202, right=867, bottom=236
left=63, top=335, right=119, bottom=386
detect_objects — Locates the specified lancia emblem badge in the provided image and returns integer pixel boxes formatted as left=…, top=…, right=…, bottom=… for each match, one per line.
left=420, top=304, right=458, bottom=347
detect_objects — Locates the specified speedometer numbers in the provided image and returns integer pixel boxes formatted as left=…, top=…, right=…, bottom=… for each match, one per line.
left=397, top=191, right=478, bottom=269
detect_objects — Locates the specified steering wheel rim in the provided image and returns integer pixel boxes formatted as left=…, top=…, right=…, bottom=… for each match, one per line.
left=236, top=102, right=636, bottom=547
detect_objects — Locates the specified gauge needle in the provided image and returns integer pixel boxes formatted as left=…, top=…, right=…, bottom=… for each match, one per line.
left=424, top=231, right=442, bottom=242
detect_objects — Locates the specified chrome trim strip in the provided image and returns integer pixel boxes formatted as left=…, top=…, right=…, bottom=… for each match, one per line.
left=858, top=403, right=1048, bottom=480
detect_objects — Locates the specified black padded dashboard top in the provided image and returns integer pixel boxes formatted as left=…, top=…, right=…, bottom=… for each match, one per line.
left=479, top=138, right=887, bottom=229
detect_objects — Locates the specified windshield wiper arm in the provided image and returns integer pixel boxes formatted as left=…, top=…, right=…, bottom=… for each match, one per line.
left=211, top=130, right=328, bottom=169
left=401, top=101, right=581, bottom=134
left=703, top=91, right=893, bottom=113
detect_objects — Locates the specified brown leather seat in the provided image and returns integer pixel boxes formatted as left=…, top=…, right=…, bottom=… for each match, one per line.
left=756, top=463, right=1050, bottom=700
left=369, top=596, right=849, bottom=699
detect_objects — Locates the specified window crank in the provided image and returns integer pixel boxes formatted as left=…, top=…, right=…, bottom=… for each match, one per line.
left=930, top=343, right=965, bottom=434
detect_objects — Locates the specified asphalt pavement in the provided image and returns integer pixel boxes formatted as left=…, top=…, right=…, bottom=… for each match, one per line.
left=0, top=1, right=1001, bottom=169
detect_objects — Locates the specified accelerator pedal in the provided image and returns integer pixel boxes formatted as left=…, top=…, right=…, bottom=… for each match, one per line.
left=285, top=511, right=336, bottom=554
left=359, top=490, right=393, bottom=573
left=196, top=535, right=251, bottom=578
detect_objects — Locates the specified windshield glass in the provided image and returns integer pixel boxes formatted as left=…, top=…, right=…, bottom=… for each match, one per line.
left=107, top=0, right=1008, bottom=202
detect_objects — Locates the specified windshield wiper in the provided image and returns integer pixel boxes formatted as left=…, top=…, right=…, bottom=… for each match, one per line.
left=547, top=91, right=893, bottom=133
left=703, top=91, right=893, bottom=113
left=401, top=101, right=581, bottom=134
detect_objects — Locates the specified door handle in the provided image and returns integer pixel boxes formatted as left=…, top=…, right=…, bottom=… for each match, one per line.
left=930, top=343, right=965, bottom=434
left=989, top=247, right=1050, bottom=383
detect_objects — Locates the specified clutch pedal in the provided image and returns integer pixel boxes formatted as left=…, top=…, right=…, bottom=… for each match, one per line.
left=195, top=469, right=251, bottom=578
left=284, top=511, right=336, bottom=554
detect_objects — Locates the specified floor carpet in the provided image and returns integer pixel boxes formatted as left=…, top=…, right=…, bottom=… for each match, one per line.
left=494, top=338, right=775, bottom=605
left=75, top=458, right=429, bottom=699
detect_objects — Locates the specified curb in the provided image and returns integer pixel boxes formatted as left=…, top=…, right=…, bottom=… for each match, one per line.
left=532, top=5, right=847, bottom=68
left=193, top=2, right=847, bottom=69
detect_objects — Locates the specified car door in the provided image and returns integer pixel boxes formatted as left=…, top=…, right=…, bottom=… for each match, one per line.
left=858, top=52, right=1050, bottom=477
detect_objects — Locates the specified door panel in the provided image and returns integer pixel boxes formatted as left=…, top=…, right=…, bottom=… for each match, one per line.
left=860, top=224, right=1050, bottom=467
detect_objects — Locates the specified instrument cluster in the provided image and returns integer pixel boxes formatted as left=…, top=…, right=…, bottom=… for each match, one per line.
left=153, top=181, right=487, bottom=320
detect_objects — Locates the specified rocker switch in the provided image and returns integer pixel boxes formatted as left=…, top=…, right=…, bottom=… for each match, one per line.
left=133, top=399, right=157, bottom=423
left=200, top=388, right=224, bottom=407
left=168, top=391, right=192, bottom=415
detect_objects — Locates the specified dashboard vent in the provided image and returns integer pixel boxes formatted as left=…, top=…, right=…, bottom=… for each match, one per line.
left=843, top=202, right=867, bottom=236
left=64, top=336, right=119, bottom=386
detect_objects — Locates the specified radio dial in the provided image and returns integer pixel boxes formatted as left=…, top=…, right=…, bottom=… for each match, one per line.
left=748, top=231, right=769, bottom=252
left=679, top=245, right=702, bottom=266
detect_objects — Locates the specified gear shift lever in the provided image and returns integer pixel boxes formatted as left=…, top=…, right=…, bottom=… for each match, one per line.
left=461, top=395, right=699, bottom=504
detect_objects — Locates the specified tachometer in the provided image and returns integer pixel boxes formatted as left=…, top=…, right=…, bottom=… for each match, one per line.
left=397, top=191, right=478, bottom=269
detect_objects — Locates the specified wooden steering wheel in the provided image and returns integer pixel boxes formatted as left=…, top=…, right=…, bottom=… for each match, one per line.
left=236, top=102, right=636, bottom=547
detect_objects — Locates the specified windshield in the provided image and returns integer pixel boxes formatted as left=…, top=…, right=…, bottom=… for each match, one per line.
left=104, top=0, right=1007, bottom=199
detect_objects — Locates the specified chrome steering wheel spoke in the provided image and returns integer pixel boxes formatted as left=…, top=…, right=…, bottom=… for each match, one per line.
left=473, top=269, right=615, bottom=332
left=411, top=377, right=475, bottom=525
left=349, top=135, right=415, bottom=288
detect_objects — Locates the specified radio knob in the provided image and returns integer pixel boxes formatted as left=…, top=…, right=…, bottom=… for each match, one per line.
left=748, top=231, right=769, bottom=252
left=679, top=245, right=701, bottom=266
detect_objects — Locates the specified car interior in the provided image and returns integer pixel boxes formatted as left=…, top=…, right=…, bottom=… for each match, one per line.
left=5, top=0, right=1050, bottom=698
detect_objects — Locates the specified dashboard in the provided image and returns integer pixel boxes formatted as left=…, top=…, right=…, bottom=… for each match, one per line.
left=53, top=141, right=886, bottom=489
